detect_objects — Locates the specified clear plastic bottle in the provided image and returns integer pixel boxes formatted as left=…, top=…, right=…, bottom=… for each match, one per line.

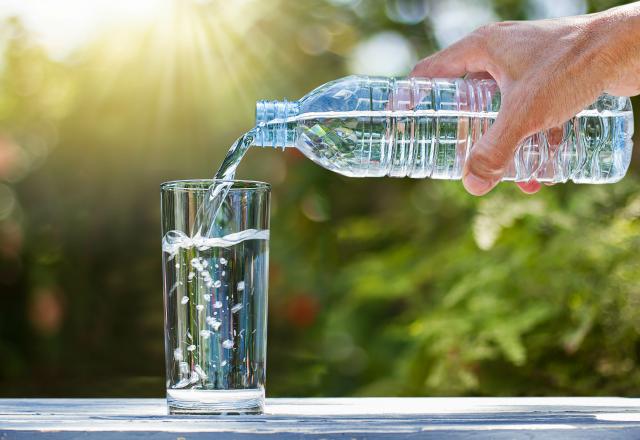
left=254, top=75, right=634, bottom=183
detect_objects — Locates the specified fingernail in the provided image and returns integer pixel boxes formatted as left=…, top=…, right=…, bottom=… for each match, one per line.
left=463, top=173, right=494, bottom=196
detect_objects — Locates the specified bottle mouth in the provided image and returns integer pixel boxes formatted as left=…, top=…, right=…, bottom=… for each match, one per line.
left=255, top=99, right=298, bottom=125
left=255, top=100, right=299, bottom=148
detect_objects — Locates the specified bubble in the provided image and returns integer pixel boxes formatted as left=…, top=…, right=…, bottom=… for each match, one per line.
left=181, top=296, right=189, bottom=305
left=200, top=329, right=211, bottom=339
left=231, top=303, right=243, bottom=313
left=173, top=348, right=183, bottom=361
left=219, top=257, right=228, bottom=265
left=196, top=304, right=204, bottom=312
left=194, top=364, right=207, bottom=380
left=237, top=281, right=245, bottom=291
left=206, top=316, right=221, bottom=331
left=203, top=294, right=211, bottom=301
left=222, top=339, right=234, bottom=349
left=214, top=301, right=223, bottom=308
left=187, top=344, right=196, bottom=351
left=173, top=378, right=190, bottom=389
left=214, top=280, right=222, bottom=288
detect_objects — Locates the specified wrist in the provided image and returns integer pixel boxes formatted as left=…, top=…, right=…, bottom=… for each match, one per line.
left=588, top=4, right=640, bottom=94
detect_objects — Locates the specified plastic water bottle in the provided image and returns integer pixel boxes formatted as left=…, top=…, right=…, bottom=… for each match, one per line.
left=254, top=75, right=634, bottom=183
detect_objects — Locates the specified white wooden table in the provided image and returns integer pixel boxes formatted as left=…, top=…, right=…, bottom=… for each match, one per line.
left=2, top=397, right=640, bottom=438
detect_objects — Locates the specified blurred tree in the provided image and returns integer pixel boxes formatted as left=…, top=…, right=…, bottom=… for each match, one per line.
left=0, top=0, right=638, bottom=398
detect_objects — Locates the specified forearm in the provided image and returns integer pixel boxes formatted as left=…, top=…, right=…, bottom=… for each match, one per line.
left=590, top=2, right=640, bottom=95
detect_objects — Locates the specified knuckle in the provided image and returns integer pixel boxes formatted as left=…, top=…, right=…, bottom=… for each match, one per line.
left=469, top=146, right=508, bottom=177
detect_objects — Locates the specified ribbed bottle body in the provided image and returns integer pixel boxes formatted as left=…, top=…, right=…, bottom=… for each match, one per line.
left=255, top=76, right=633, bottom=183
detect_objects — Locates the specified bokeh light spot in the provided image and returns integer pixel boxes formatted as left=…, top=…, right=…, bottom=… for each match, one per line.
left=298, top=25, right=332, bottom=56
left=430, top=0, right=497, bottom=49
left=28, top=287, right=65, bottom=335
left=385, top=0, right=430, bottom=24
left=527, top=0, right=587, bottom=19
left=301, top=191, right=330, bottom=222
left=0, top=183, right=16, bottom=221
left=347, top=31, right=416, bottom=76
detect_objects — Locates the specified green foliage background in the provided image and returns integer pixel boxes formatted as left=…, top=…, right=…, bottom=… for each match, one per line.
left=0, top=0, right=639, bottom=397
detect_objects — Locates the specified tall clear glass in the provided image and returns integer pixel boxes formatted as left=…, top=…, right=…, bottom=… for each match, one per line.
left=161, top=180, right=270, bottom=414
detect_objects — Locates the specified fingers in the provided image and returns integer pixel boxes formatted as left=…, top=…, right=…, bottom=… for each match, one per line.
left=410, top=31, right=489, bottom=78
left=462, top=112, right=527, bottom=196
left=517, top=180, right=542, bottom=194
left=465, top=72, right=494, bottom=81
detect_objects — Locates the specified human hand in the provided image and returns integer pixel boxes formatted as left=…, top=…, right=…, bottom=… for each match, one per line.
left=410, top=3, right=640, bottom=195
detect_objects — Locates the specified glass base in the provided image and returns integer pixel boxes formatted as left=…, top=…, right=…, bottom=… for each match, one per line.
left=167, top=388, right=265, bottom=415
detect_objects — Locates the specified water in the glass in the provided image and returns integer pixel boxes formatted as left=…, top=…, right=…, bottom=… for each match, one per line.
left=162, top=199, right=269, bottom=414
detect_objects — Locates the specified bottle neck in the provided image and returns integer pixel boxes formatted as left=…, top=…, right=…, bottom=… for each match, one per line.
left=254, top=100, right=299, bottom=148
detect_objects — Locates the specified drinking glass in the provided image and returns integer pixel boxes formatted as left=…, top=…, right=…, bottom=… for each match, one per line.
left=161, top=180, right=270, bottom=414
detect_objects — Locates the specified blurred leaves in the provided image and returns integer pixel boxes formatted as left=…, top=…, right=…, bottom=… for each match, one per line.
left=0, top=0, right=639, bottom=398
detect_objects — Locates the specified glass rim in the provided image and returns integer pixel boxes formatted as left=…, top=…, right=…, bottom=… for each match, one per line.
left=161, top=179, right=271, bottom=192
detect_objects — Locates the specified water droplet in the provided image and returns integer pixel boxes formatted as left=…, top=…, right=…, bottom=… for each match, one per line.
left=196, top=304, right=204, bottom=312
left=200, top=329, right=211, bottom=339
left=231, top=303, right=243, bottom=313
left=221, top=360, right=228, bottom=367
left=181, top=296, right=189, bottom=305
left=237, top=281, right=245, bottom=291
left=173, top=348, right=183, bottom=361
left=214, top=280, right=222, bottom=288
left=214, top=301, right=223, bottom=308
left=220, top=257, right=228, bottom=265
left=203, top=294, right=211, bottom=301
left=222, top=339, right=234, bottom=349
left=187, top=344, right=196, bottom=351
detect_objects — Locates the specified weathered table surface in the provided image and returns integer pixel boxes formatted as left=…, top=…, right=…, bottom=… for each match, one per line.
left=2, top=397, right=640, bottom=439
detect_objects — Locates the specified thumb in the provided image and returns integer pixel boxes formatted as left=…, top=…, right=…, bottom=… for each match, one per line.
left=463, top=111, right=526, bottom=196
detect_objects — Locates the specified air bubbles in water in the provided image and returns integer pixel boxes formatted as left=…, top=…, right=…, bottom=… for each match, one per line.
left=194, top=365, right=207, bottom=381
